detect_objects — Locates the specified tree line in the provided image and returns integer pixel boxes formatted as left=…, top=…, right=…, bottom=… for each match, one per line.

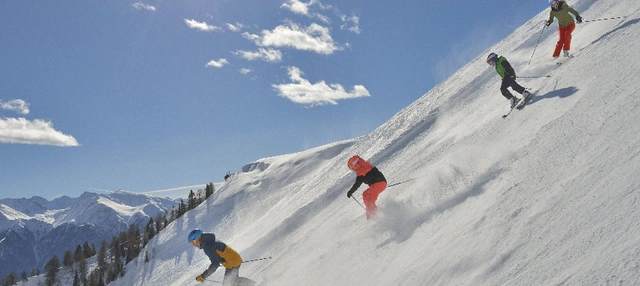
left=0, top=183, right=215, bottom=286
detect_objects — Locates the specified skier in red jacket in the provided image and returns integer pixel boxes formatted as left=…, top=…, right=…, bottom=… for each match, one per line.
left=346, top=155, right=387, bottom=220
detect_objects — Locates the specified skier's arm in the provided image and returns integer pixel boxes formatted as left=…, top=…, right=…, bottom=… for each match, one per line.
left=347, top=176, right=364, bottom=198
left=567, top=6, right=582, bottom=22
left=546, top=11, right=554, bottom=25
left=567, top=6, right=580, bottom=18
left=200, top=263, right=219, bottom=279
left=500, top=60, right=516, bottom=78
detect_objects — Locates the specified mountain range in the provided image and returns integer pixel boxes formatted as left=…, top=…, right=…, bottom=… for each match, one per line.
left=0, top=191, right=177, bottom=278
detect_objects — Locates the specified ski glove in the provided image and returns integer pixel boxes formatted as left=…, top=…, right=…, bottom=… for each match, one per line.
left=347, top=190, right=355, bottom=198
left=196, top=275, right=205, bottom=283
left=576, top=16, right=582, bottom=23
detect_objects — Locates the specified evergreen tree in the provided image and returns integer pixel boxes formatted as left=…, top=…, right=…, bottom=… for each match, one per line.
left=63, top=249, right=75, bottom=267
left=4, top=272, right=17, bottom=286
left=155, top=213, right=164, bottom=232
left=125, top=224, right=141, bottom=263
left=97, top=241, right=107, bottom=275
left=177, top=199, right=186, bottom=217
left=83, top=241, right=93, bottom=258
left=20, top=270, right=27, bottom=282
left=146, top=217, right=156, bottom=240
left=72, top=271, right=80, bottom=286
left=205, top=183, right=215, bottom=198
left=78, top=256, right=88, bottom=286
left=188, top=190, right=197, bottom=210
left=44, top=255, right=60, bottom=286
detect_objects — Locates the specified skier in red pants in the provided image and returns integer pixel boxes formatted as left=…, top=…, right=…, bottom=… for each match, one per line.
left=546, top=0, right=582, bottom=58
left=346, top=155, right=387, bottom=220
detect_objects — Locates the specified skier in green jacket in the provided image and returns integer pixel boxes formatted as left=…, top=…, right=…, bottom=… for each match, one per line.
left=486, top=52, right=530, bottom=109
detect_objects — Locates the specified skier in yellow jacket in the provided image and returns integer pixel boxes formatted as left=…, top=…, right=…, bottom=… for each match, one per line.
left=188, top=229, right=255, bottom=286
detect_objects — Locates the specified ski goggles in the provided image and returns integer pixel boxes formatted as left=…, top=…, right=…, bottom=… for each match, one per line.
left=349, top=157, right=360, bottom=170
left=190, top=239, right=198, bottom=245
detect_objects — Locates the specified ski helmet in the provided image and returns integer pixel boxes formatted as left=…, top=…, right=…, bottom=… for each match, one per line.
left=347, top=155, right=361, bottom=170
left=549, top=0, right=559, bottom=6
left=486, top=52, right=498, bottom=65
left=188, top=229, right=202, bottom=244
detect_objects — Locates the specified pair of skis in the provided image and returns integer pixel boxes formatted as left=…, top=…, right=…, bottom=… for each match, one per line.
left=502, top=91, right=535, bottom=119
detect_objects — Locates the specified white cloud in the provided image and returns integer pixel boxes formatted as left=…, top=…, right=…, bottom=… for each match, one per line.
left=226, top=22, right=244, bottom=32
left=272, top=66, right=369, bottom=106
left=281, top=0, right=312, bottom=15
left=239, top=68, right=253, bottom=75
left=206, top=58, right=229, bottom=68
left=184, top=19, right=220, bottom=32
left=340, top=15, right=361, bottom=34
left=243, top=21, right=340, bottom=55
left=233, top=48, right=283, bottom=62
left=281, top=0, right=332, bottom=24
left=132, top=2, right=156, bottom=11
left=0, top=117, right=79, bottom=146
left=1, top=99, right=30, bottom=115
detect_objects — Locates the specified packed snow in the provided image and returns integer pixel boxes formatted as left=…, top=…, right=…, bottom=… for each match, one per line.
left=19, top=0, right=640, bottom=285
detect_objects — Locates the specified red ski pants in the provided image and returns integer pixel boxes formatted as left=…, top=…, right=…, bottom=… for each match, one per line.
left=553, top=22, right=575, bottom=57
left=362, top=181, right=387, bottom=219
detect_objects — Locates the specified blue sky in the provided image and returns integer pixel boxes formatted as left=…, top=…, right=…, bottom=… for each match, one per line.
left=0, top=0, right=545, bottom=199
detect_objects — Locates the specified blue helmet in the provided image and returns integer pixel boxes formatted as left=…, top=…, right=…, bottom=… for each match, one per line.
left=188, top=229, right=202, bottom=243
left=549, top=0, right=559, bottom=6
left=486, top=52, right=498, bottom=65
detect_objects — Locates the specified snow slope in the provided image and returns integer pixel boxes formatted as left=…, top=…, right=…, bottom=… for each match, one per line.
left=55, top=0, right=640, bottom=285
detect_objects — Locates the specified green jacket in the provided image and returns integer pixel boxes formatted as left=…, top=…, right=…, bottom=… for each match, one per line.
left=547, top=1, right=581, bottom=27
left=495, top=56, right=515, bottom=80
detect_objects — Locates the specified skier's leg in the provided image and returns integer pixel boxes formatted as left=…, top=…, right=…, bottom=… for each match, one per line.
left=553, top=27, right=564, bottom=57
left=236, top=277, right=257, bottom=286
left=362, top=181, right=387, bottom=219
left=511, top=81, right=526, bottom=94
left=500, top=80, right=514, bottom=99
left=563, top=23, right=575, bottom=52
left=222, top=267, right=240, bottom=286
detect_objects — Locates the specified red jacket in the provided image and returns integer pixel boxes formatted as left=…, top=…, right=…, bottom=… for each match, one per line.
left=348, top=158, right=386, bottom=194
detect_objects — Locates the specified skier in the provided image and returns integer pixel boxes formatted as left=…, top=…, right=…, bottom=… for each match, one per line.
left=486, top=52, right=531, bottom=109
left=545, top=0, right=582, bottom=58
left=346, top=155, right=387, bottom=220
left=188, top=229, right=255, bottom=286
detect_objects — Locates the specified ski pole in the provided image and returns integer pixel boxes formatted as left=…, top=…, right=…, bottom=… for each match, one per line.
left=351, top=196, right=366, bottom=210
left=387, top=178, right=418, bottom=188
left=206, top=279, right=222, bottom=283
left=517, top=75, right=551, bottom=79
left=582, top=16, right=627, bottom=23
left=243, top=256, right=272, bottom=263
left=528, top=24, right=547, bottom=66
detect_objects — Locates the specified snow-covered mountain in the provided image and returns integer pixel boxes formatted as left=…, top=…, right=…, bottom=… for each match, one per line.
left=16, top=0, right=640, bottom=285
left=0, top=191, right=177, bottom=278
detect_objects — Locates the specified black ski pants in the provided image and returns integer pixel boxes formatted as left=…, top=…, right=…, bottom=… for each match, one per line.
left=500, top=75, right=525, bottom=100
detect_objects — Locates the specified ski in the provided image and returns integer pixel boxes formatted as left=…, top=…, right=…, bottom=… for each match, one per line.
left=502, top=98, right=523, bottom=119
left=516, top=90, right=536, bottom=110
left=502, top=90, right=536, bottom=118
left=502, top=106, right=517, bottom=118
